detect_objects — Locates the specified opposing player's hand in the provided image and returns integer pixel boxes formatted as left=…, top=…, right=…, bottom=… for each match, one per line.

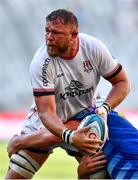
left=78, top=150, right=107, bottom=179
left=7, top=134, right=21, bottom=157
left=72, top=126, right=102, bottom=155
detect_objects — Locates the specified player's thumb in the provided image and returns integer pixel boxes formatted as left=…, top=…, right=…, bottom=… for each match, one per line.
left=81, top=125, right=91, bottom=134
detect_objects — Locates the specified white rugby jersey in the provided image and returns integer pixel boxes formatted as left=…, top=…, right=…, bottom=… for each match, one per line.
left=29, top=33, right=121, bottom=122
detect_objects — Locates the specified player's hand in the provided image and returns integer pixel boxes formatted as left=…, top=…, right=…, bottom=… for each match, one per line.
left=95, top=102, right=111, bottom=121
left=78, top=150, right=107, bottom=179
left=7, top=134, right=22, bottom=157
left=95, top=106, right=108, bottom=121
left=72, top=126, right=102, bottom=155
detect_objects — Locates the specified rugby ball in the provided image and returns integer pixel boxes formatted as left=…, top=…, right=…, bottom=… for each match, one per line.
left=78, top=114, right=108, bottom=152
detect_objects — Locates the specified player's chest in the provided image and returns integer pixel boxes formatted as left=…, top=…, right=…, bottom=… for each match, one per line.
left=54, top=57, right=98, bottom=89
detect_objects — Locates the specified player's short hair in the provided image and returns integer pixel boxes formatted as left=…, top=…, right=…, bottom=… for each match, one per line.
left=46, top=9, right=78, bottom=30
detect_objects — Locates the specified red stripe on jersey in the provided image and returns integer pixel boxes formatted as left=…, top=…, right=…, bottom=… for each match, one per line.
left=33, top=88, right=54, bottom=92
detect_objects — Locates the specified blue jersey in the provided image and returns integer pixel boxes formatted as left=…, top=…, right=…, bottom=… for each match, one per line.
left=104, top=111, right=138, bottom=179
left=73, top=109, right=138, bottom=179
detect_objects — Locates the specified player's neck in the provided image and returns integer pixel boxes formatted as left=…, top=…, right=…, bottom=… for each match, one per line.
left=60, top=37, right=79, bottom=60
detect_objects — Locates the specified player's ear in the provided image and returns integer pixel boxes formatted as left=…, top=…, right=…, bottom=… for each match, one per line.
left=72, top=31, right=78, bottom=38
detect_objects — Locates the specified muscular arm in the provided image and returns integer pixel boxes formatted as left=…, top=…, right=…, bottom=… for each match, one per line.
left=7, top=119, right=101, bottom=157
left=96, top=69, right=130, bottom=120
left=35, top=95, right=65, bottom=138
left=105, top=69, right=131, bottom=109
left=7, top=120, right=80, bottom=156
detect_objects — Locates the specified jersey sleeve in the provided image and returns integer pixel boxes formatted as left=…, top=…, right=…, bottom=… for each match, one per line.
left=93, top=39, right=122, bottom=79
left=29, top=46, right=55, bottom=96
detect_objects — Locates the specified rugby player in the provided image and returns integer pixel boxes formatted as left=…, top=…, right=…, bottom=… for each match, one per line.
left=5, top=9, right=130, bottom=179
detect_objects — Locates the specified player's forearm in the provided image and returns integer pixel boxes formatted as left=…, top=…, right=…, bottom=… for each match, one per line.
left=38, top=111, right=66, bottom=138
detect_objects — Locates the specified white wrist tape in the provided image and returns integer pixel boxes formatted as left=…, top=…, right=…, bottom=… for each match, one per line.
left=97, top=106, right=107, bottom=115
left=62, top=128, right=74, bottom=145
left=102, top=102, right=111, bottom=113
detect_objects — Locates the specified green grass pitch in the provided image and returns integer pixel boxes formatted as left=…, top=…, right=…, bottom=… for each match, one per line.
left=0, top=142, right=78, bottom=179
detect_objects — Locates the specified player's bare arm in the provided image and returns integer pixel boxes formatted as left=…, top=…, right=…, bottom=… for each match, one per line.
left=7, top=118, right=102, bottom=157
left=35, top=95, right=65, bottom=137
left=7, top=119, right=79, bottom=157
left=96, top=68, right=130, bottom=120
left=104, top=68, right=130, bottom=109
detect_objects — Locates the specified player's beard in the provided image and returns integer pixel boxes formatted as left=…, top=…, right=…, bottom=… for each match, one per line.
left=47, top=43, right=68, bottom=57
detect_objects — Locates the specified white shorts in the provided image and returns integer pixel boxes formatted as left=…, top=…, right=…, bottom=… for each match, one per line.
left=21, top=112, right=44, bottom=134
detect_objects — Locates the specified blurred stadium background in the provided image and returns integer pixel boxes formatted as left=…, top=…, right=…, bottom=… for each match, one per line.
left=0, top=0, right=138, bottom=179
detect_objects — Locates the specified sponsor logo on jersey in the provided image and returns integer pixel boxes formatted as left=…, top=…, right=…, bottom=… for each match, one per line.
left=60, top=80, right=94, bottom=100
left=42, top=58, right=50, bottom=86
left=83, top=60, right=93, bottom=73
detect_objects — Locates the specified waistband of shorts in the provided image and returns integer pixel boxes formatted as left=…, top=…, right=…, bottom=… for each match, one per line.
left=72, top=106, right=96, bottom=121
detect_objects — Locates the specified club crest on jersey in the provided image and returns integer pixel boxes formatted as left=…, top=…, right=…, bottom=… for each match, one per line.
left=83, top=60, right=93, bottom=73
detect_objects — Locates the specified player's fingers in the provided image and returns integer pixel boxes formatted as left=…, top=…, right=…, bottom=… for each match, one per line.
left=91, top=159, right=107, bottom=168
left=86, top=144, right=101, bottom=152
left=82, top=142, right=101, bottom=150
left=82, top=150, right=103, bottom=158
left=83, top=140, right=103, bottom=151
left=82, top=149, right=97, bottom=155
left=91, top=154, right=106, bottom=162
left=82, top=145, right=106, bottom=156
left=94, top=150, right=104, bottom=156
left=82, top=145, right=102, bottom=155
left=85, top=137, right=103, bottom=145
left=88, top=165, right=106, bottom=174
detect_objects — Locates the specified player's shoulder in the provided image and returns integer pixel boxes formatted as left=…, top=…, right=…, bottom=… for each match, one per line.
left=30, top=43, right=51, bottom=70
left=31, top=43, right=48, bottom=64
left=79, top=33, right=104, bottom=44
left=78, top=33, right=108, bottom=50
